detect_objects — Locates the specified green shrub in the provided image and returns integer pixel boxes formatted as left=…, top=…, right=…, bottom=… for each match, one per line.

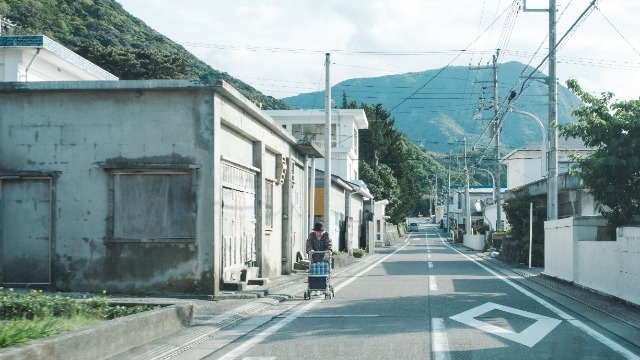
left=0, top=288, right=159, bottom=348
left=352, top=248, right=365, bottom=258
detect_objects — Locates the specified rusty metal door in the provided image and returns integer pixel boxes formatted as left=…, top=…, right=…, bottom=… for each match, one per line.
left=1, top=178, right=52, bottom=284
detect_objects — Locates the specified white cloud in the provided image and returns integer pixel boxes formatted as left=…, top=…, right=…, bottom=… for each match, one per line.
left=117, top=0, right=640, bottom=100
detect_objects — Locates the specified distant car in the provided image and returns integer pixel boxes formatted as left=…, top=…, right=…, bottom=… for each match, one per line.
left=408, top=222, right=419, bottom=232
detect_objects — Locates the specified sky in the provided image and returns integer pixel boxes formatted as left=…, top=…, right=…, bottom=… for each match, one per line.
left=116, top=0, right=640, bottom=102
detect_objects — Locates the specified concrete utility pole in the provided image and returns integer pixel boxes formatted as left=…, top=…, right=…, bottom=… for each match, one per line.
left=471, top=49, right=501, bottom=230
left=547, top=0, right=559, bottom=221
left=464, top=138, right=471, bottom=235
left=491, top=50, right=502, bottom=231
left=523, top=0, right=558, bottom=221
left=445, top=153, right=451, bottom=233
left=323, top=53, right=332, bottom=233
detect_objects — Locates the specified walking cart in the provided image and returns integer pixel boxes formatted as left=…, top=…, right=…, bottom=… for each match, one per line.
left=304, top=251, right=335, bottom=300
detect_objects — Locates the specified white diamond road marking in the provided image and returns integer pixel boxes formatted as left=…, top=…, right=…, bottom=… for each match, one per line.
left=450, top=302, right=562, bottom=347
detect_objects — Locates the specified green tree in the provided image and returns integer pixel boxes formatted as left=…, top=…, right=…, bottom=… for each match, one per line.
left=502, top=189, right=545, bottom=266
left=0, top=0, right=291, bottom=110
left=558, top=79, right=640, bottom=235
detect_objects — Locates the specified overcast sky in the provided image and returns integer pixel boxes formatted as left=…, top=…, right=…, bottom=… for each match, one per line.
left=116, top=1, right=640, bottom=102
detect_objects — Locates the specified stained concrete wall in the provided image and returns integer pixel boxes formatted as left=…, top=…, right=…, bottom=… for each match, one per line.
left=0, top=80, right=302, bottom=295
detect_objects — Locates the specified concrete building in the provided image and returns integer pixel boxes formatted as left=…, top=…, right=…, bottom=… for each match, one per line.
left=267, top=109, right=387, bottom=252
left=501, top=137, right=592, bottom=190
left=0, top=35, right=118, bottom=81
left=0, top=79, right=315, bottom=295
left=266, top=109, right=368, bottom=181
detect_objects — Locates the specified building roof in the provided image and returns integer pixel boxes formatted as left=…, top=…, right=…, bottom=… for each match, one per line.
left=266, top=109, right=368, bottom=129
left=450, top=186, right=505, bottom=194
left=0, top=35, right=118, bottom=80
left=502, top=136, right=591, bottom=161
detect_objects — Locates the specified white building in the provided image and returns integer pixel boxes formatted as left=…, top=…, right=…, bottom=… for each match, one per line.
left=0, top=35, right=118, bottom=81
left=501, top=137, right=592, bottom=190
left=266, top=109, right=368, bottom=181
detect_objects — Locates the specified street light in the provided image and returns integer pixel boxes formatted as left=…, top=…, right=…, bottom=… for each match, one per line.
left=503, top=104, right=547, bottom=177
left=475, top=168, right=495, bottom=202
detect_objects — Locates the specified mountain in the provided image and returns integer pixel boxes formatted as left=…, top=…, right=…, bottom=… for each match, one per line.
left=282, top=61, right=581, bottom=153
left=0, top=0, right=291, bottom=110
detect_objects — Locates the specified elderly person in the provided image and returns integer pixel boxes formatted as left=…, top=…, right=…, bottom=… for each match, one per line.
left=306, top=222, right=333, bottom=263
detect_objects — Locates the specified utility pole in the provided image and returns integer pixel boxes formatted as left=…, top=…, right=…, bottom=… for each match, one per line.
left=323, top=53, right=332, bottom=233
left=491, top=50, right=502, bottom=231
left=445, top=153, right=451, bottom=233
left=464, top=138, right=471, bottom=235
left=471, top=49, right=501, bottom=230
left=523, top=0, right=558, bottom=221
left=548, top=0, right=559, bottom=221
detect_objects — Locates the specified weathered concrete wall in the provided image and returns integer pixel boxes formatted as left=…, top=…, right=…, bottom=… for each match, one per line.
left=0, top=80, right=301, bottom=295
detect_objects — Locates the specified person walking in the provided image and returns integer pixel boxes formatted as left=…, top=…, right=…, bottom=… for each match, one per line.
left=306, top=222, right=333, bottom=262
left=306, top=222, right=333, bottom=296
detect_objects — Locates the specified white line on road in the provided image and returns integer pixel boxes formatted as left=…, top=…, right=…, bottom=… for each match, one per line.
left=429, top=275, right=438, bottom=291
left=217, top=243, right=409, bottom=359
left=431, top=318, right=452, bottom=360
left=428, top=262, right=434, bottom=268
left=437, top=234, right=638, bottom=359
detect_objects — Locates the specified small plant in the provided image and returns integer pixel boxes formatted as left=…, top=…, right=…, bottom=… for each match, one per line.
left=352, top=248, right=365, bottom=258
left=0, top=288, right=159, bottom=348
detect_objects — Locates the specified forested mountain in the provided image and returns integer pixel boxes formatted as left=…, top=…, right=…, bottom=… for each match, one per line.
left=0, top=0, right=291, bottom=110
left=284, top=61, right=581, bottom=153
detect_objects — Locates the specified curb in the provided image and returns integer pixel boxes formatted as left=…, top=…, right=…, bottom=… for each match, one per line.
left=0, top=303, right=193, bottom=360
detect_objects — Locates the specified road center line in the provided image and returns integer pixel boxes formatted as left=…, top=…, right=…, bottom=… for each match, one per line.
left=429, top=275, right=438, bottom=291
left=431, top=317, right=452, bottom=360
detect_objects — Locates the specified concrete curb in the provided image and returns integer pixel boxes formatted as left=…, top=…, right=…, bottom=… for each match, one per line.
left=0, top=303, right=193, bottom=360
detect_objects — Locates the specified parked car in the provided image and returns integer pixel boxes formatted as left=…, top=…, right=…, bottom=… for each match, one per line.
left=408, top=222, right=419, bottom=232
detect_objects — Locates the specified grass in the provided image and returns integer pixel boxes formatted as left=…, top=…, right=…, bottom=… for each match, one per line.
left=0, top=288, right=159, bottom=349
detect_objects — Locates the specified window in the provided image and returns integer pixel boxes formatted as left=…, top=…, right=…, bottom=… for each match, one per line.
left=265, top=180, right=274, bottom=228
left=111, top=170, right=195, bottom=242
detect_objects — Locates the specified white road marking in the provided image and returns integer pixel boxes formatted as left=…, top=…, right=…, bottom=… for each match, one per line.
left=431, top=318, right=452, bottom=360
left=438, top=235, right=638, bottom=359
left=428, top=261, right=434, bottom=268
left=429, top=275, right=438, bottom=291
left=218, top=243, right=410, bottom=359
left=450, top=302, right=561, bottom=347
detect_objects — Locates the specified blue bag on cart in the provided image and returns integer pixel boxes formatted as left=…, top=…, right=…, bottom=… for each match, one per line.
left=309, top=261, right=330, bottom=275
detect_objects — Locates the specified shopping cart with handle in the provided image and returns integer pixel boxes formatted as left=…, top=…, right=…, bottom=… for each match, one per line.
left=304, top=250, right=334, bottom=300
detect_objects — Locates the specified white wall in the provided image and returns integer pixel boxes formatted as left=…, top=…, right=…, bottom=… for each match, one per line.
left=544, top=217, right=640, bottom=305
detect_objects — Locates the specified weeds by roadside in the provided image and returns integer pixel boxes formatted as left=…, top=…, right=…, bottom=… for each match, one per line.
left=0, top=288, right=159, bottom=348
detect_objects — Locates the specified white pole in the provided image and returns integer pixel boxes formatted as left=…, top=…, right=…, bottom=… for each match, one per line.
left=464, top=138, right=471, bottom=235
left=309, top=157, right=316, bottom=232
left=529, top=202, right=533, bottom=269
left=323, top=53, right=332, bottom=234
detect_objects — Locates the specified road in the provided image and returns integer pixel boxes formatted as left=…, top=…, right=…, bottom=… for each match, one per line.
left=168, top=225, right=640, bottom=359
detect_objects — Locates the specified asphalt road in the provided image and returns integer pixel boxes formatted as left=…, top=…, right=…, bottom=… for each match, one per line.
left=169, top=225, right=640, bottom=360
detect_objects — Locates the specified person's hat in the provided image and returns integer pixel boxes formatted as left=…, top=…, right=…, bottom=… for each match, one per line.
left=313, top=222, right=325, bottom=231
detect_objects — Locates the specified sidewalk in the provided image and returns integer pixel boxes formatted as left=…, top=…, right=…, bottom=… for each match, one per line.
left=106, top=253, right=380, bottom=360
